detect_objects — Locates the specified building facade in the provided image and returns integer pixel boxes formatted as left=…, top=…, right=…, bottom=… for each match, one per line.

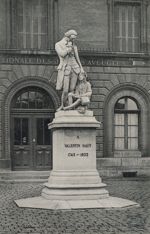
left=0, top=0, right=150, bottom=176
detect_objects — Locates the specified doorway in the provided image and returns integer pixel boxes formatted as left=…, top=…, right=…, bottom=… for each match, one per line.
left=10, top=87, right=55, bottom=170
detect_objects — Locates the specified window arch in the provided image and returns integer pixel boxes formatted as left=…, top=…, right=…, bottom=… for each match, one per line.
left=114, top=97, right=140, bottom=150
left=11, top=87, right=55, bottom=110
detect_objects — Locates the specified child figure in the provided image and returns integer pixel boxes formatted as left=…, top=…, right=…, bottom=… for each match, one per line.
left=64, top=72, right=92, bottom=111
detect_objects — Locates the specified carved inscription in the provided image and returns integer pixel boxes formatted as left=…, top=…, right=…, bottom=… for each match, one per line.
left=81, top=58, right=133, bottom=67
left=0, top=54, right=133, bottom=66
left=64, top=144, right=91, bottom=157
left=0, top=55, right=59, bottom=65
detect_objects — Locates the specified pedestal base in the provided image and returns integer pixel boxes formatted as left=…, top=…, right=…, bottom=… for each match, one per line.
left=15, top=196, right=139, bottom=210
left=41, top=169, right=109, bottom=200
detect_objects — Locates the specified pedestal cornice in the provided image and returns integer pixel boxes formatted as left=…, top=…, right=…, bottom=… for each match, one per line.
left=48, top=110, right=101, bottom=129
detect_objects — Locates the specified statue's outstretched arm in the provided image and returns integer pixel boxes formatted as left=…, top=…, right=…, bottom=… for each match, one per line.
left=74, top=45, right=84, bottom=72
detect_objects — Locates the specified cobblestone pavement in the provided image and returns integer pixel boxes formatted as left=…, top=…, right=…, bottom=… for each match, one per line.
left=0, top=177, right=150, bottom=234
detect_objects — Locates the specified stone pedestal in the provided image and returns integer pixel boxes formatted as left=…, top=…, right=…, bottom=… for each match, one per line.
left=15, top=111, right=139, bottom=210
left=42, top=110, right=109, bottom=200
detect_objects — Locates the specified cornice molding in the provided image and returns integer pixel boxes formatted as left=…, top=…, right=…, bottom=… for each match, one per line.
left=0, top=50, right=149, bottom=67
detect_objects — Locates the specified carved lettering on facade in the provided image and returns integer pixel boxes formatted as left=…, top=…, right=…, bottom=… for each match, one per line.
left=0, top=55, right=59, bottom=65
left=81, top=58, right=133, bottom=67
left=0, top=54, right=133, bottom=66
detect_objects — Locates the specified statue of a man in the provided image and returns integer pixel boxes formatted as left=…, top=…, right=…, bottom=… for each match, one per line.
left=55, top=29, right=84, bottom=111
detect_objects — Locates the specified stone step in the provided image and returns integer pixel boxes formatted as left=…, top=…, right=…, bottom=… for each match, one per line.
left=0, top=179, right=47, bottom=183
left=0, top=171, right=50, bottom=182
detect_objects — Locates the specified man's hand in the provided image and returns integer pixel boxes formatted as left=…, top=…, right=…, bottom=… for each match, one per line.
left=67, top=46, right=73, bottom=54
left=80, top=67, right=84, bottom=74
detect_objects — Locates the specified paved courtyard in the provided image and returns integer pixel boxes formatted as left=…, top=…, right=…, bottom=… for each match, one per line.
left=0, top=177, right=150, bottom=234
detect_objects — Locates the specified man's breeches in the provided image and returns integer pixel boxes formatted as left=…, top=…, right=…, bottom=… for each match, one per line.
left=63, top=66, right=80, bottom=93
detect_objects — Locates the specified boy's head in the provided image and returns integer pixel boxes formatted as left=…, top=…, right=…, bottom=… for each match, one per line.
left=78, top=72, right=87, bottom=81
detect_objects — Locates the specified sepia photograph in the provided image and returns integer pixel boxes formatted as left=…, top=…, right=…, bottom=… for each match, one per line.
left=0, top=0, right=150, bottom=233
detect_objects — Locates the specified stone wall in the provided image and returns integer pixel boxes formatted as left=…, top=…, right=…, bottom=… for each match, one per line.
left=0, top=0, right=8, bottom=48
left=84, top=65, right=150, bottom=158
left=148, top=4, right=150, bottom=51
left=59, top=0, right=108, bottom=49
left=0, top=65, right=12, bottom=163
left=0, top=64, right=57, bottom=168
left=1, top=0, right=150, bottom=52
left=0, top=63, right=150, bottom=166
left=0, top=0, right=150, bottom=52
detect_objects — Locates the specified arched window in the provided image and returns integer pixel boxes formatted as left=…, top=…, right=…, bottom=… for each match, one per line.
left=12, top=87, right=54, bottom=109
left=114, top=97, right=140, bottom=150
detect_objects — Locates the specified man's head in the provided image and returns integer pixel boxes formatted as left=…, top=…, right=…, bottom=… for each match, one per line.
left=64, top=30, right=77, bottom=42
